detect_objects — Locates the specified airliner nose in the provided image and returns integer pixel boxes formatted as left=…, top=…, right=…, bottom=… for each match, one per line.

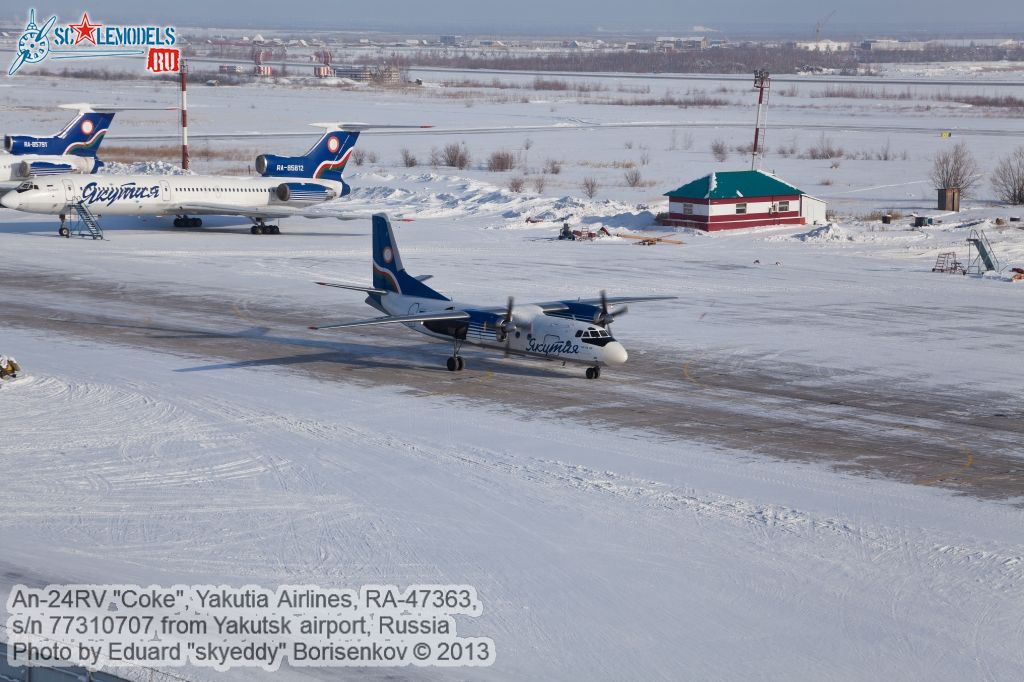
left=1, top=192, right=20, bottom=210
left=602, top=341, right=628, bottom=365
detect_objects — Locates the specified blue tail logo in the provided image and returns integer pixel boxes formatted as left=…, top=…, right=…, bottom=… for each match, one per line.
left=255, top=129, right=359, bottom=184
left=4, top=109, right=114, bottom=157
left=372, top=214, right=448, bottom=300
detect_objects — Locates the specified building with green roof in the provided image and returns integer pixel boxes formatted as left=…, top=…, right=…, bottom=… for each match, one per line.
left=662, top=170, right=826, bottom=231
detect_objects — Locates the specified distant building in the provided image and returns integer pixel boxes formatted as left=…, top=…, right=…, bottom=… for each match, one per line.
left=861, top=39, right=926, bottom=51
left=655, top=36, right=707, bottom=51
left=795, top=40, right=851, bottom=52
left=662, top=170, right=826, bottom=231
left=332, top=64, right=402, bottom=84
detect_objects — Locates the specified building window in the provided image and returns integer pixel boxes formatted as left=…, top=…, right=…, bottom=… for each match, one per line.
left=682, top=203, right=693, bottom=215
left=778, top=200, right=790, bottom=212
left=735, top=203, right=747, bottom=215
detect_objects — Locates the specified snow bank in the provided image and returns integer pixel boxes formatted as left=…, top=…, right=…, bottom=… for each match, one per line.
left=346, top=173, right=658, bottom=229
left=793, top=224, right=851, bottom=242
left=99, top=161, right=194, bottom=176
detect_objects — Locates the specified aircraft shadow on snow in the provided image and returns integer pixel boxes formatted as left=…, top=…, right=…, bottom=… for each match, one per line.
left=66, top=318, right=564, bottom=379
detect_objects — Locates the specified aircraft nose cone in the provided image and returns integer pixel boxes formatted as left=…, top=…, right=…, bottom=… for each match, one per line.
left=1, top=191, right=20, bottom=210
left=603, top=341, right=628, bottom=365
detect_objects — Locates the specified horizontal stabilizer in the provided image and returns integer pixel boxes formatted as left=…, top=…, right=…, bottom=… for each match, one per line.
left=315, top=281, right=389, bottom=295
left=57, top=103, right=176, bottom=113
left=310, top=309, right=469, bottom=331
left=308, top=122, right=434, bottom=132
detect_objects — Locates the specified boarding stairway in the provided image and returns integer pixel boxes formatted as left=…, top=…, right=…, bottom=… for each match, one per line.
left=931, top=252, right=965, bottom=274
left=966, top=229, right=999, bottom=274
left=70, top=200, right=103, bottom=240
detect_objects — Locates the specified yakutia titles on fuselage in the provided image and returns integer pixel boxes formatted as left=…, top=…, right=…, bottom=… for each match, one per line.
left=2, top=172, right=344, bottom=216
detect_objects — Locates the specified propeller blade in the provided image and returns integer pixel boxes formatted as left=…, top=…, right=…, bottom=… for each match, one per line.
left=503, top=296, right=515, bottom=355
left=610, top=304, right=629, bottom=318
left=8, top=51, right=28, bottom=77
left=37, top=14, right=57, bottom=39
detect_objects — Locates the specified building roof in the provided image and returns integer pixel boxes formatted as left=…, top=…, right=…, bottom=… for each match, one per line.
left=665, top=170, right=804, bottom=200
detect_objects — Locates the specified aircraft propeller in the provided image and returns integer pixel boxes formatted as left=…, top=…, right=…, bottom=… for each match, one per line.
left=497, top=296, right=517, bottom=354
left=595, top=290, right=628, bottom=327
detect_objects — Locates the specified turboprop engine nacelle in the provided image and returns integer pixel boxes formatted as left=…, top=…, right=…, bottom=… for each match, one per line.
left=15, top=157, right=100, bottom=178
left=274, top=182, right=338, bottom=203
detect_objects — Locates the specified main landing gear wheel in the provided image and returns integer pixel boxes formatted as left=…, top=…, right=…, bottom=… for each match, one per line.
left=250, top=224, right=280, bottom=235
left=173, top=217, right=202, bottom=228
left=585, top=367, right=601, bottom=380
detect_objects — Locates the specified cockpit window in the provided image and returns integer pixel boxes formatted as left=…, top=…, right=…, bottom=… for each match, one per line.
left=579, top=327, right=614, bottom=345
left=15, top=182, right=38, bottom=192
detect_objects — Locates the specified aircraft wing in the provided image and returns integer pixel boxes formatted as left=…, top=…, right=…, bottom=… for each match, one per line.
left=178, top=202, right=386, bottom=221
left=310, top=310, right=470, bottom=331
left=529, top=296, right=677, bottom=314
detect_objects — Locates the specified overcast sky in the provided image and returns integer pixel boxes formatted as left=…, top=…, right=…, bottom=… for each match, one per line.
left=7, top=1, right=1022, bottom=35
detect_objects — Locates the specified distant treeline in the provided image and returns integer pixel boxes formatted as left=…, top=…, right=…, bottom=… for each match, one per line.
left=393, top=45, right=1024, bottom=75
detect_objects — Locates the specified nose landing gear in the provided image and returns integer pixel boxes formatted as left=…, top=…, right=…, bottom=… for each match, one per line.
left=446, top=338, right=465, bottom=371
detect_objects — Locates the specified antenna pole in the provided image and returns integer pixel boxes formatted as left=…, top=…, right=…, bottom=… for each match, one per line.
left=751, top=70, right=771, bottom=170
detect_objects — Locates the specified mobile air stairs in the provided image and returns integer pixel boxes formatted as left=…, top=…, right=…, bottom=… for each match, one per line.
left=966, top=228, right=999, bottom=275
left=931, top=251, right=965, bottom=274
left=60, top=201, right=104, bottom=240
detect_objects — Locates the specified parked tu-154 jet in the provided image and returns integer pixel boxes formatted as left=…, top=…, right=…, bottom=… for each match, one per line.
left=0, top=122, right=430, bottom=235
left=309, top=214, right=676, bottom=379
left=0, top=103, right=116, bottom=192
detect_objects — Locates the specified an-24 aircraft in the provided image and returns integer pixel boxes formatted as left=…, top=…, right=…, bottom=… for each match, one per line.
left=309, top=214, right=675, bottom=379
left=0, top=103, right=115, bottom=192
left=1, top=122, right=427, bottom=236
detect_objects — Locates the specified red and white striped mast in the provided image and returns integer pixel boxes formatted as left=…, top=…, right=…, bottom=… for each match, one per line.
left=180, top=58, right=189, bottom=170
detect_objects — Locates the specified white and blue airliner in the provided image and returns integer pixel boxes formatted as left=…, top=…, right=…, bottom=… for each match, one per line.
left=1, top=123, right=427, bottom=235
left=310, top=214, right=675, bottom=379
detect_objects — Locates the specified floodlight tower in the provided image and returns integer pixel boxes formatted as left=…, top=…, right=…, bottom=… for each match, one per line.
left=751, top=69, right=771, bottom=170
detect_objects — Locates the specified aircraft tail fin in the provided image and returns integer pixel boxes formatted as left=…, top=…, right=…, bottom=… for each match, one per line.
left=372, top=213, right=448, bottom=300
left=4, top=105, right=114, bottom=157
left=256, top=123, right=431, bottom=183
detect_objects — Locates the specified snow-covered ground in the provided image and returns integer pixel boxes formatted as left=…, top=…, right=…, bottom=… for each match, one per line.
left=2, top=64, right=1024, bottom=680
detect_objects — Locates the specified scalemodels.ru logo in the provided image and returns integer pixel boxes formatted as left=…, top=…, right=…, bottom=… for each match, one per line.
left=7, top=8, right=179, bottom=76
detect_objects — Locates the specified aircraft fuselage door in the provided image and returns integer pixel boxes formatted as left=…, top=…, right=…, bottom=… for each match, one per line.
left=62, top=178, right=75, bottom=202
left=543, top=334, right=561, bottom=356
left=160, top=180, right=170, bottom=202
